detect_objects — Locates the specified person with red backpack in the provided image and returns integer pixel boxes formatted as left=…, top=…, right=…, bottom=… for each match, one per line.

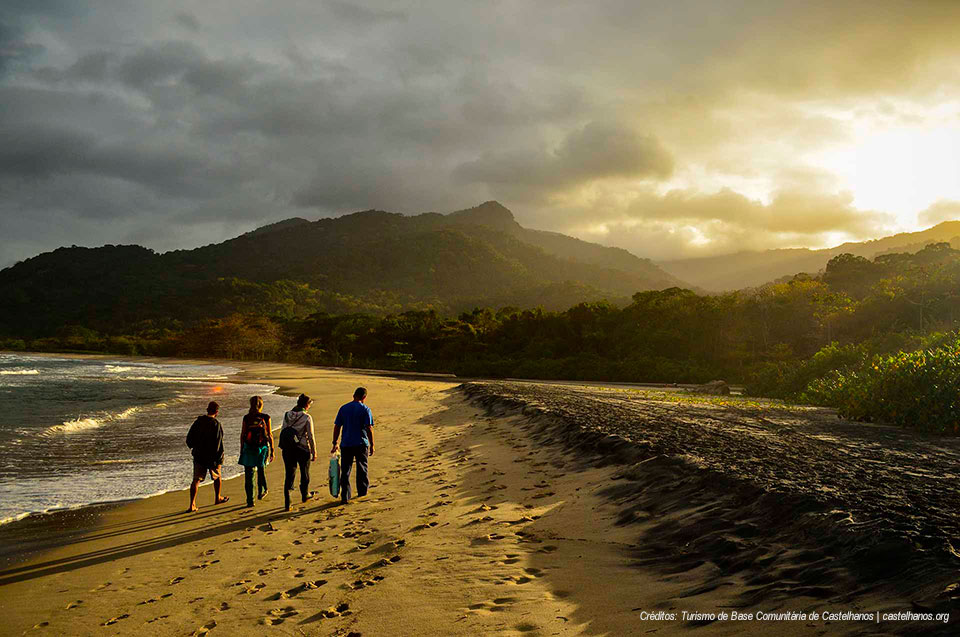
left=239, top=395, right=275, bottom=507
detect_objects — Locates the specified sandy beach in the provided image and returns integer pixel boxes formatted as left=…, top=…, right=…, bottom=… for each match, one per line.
left=1, top=360, right=956, bottom=635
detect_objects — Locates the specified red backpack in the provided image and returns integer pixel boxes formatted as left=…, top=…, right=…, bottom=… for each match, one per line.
left=245, top=414, right=267, bottom=447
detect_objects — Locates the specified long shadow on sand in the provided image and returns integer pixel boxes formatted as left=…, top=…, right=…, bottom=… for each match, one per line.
left=0, top=501, right=342, bottom=586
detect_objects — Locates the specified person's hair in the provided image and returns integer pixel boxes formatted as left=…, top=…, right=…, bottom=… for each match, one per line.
left=206, top=401, right=219, bottom=415
left=353, top=387, right=367, bottom=400
left=249, top=395, right=262, bottom=415
left=296, top=393, right=311, bottom=409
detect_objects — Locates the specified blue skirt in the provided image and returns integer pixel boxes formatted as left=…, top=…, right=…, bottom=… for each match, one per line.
left=239, top=443, right=270, bottom=468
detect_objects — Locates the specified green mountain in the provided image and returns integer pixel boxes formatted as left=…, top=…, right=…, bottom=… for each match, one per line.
left=660, top=221, right=960, bottom=292
left=0, top=202, right=685, bottom=337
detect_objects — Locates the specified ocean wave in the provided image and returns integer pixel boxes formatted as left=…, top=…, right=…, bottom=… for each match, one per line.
left=44, top=406, right=141, bottom=435
left=91, top=459, right=136, bottom=465
left=104, top=365, right=140, bottom=373
left=0, top=369, right=40, bottom=375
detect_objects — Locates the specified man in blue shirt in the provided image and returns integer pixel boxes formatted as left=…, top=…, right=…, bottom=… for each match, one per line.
left=331, top=386, right=375, bottom=504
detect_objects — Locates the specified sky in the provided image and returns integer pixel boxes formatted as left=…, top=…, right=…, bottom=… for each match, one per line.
left=2, top=0, right=960, bottom=268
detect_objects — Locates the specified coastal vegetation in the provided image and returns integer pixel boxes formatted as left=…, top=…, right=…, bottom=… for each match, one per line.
left=4, top=201, right=960, bottom=432
left=5, top=241, right=960, bottom=431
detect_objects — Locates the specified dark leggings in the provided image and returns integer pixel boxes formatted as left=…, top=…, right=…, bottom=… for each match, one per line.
left=244, top=466, right=266, bottom=505
left=340, top=444, right=369, bottom=503
left=282, top=446, right=311, bottom=503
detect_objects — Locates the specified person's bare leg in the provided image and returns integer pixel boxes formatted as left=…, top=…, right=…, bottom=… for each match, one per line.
left=214, top=476, right=229, bottom=504
left=188, top=480, right=199, bottom=512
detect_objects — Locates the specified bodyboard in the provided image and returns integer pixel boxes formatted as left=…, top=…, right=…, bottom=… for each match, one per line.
left=329, top=452, right=340, bottom=498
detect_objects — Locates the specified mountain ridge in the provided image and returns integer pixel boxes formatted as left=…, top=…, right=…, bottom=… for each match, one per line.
left=0, top=202, right=685, bottom=336
left=659, top=221, right=960, bottom=291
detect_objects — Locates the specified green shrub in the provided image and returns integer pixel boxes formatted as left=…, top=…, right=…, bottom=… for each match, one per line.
left=802, top=335, right=960, bottom=434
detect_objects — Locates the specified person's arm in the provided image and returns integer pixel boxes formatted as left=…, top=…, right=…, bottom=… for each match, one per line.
left=331, top=423, right=342, bottom=454
left=264, top=415, right=274, bottom=460
left=366, top=408, right=374, bottom=456
left=306, top=414, right=316, bottom=461
left=239, top=417, right=249, bottom=449
left=216, top=422, right=225, bottom=466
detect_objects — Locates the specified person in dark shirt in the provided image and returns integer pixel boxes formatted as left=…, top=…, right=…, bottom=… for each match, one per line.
left=331, top=387, right=375, bottom=504
left=186, top=401, right=229, bottom=512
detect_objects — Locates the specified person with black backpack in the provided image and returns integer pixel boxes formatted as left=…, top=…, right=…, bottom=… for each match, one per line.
left=239, top=395, right=275, bottom=508
left=279, top=393, right=316, bottom=511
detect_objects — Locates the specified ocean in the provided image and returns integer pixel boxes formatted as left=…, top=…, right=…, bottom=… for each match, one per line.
left=0, top=353, right=291, bottom=524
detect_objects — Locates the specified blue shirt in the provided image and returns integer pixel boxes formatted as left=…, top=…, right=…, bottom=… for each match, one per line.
left=335, top=401, right=373, bottom=447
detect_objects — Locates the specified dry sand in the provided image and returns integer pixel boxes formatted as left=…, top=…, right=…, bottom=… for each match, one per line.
left=0, top=361, right=954, bottom=635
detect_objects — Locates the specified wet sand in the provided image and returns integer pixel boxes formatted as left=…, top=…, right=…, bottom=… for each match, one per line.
left=0, top=361, right=955, bottom=635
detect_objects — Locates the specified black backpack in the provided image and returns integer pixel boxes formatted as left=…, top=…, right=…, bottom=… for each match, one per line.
left=245, top=415, right=267, bottom=447
left=278, top=425, right=301, bottom=450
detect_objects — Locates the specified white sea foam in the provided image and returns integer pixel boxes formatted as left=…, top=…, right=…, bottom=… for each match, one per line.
left=104, top=365, right=139, bottom=373
left=45, top=417, right=104, bottom=435
left=0, top=369, right=39, bottom=375
left=44, top=405, right=141, bottom=435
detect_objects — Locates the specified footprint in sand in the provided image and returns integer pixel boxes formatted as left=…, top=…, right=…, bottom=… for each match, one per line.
left=33, top=621, right=50, bottom=629
left=318, top=602, right=352, bottom=618
left=371, top=555, right=402, bottom=568
left=350, top=574, right=385, bottom=590
left=216, top=602, right=230, bottom=612
left=264, top=606, right=299, bottom=624
left=410, top=521, right=439, bottom=532
left=65, top=600, right=83, bottom=610
left=146, top=615, right=169, bottom=624
left=304, top=579, right=327, bottom=589
left=467, top=597, right=518, bottom=613
left=267, top=584, right=307, bottom=601
left=271, top=553, right=292, bottom=561
left=471, top=534, right=505, bottom=546
left=91, top=581, right=112, bottom=592
left=192, top=620, right=217, bottom=636
left=322, top=562, right=359, bottom=573
left=191, top=559, right=220, bottom=570
left=168, top=576, right=185, bottom=585
left=101, top=614, right=130, bottom=626
left=243, top=583, right=267, bottom=595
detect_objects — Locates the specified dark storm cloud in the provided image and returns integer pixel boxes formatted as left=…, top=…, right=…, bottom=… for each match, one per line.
left=174, top=12, right=200, bottom=32
left=323, top=0, right=406, bottom=27
left=1, top=0, right=959, bottom=268
left=0, top=21, right=43, bottom=75
left=454, top=121, right=674, bottom=200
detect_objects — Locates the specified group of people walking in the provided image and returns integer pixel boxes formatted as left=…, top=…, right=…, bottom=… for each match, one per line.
left=185, top=387, right=374, bottom=512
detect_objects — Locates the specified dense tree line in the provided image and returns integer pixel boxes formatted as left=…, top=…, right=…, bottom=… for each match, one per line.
left=7, top=243, right=960, bottom=405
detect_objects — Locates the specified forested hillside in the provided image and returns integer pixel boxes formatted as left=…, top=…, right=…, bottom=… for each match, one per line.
left=0, top=202, right=682, bottom=337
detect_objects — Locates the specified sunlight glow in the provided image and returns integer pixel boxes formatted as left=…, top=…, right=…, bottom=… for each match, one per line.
left=812, top=115, right=960, bottom=228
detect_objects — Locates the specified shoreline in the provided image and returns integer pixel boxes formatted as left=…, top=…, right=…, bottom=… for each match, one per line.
left=0, top=354, right=289, bottom=538
left=2, top=355, right=954, bottom=635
